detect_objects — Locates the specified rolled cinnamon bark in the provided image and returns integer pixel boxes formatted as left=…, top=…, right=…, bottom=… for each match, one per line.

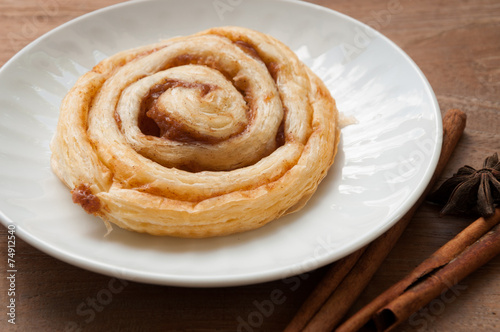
left=338, top=208, right=500, bottom=332
left=283, top=246, right=367, bottom=331
left=370, top=208, right=500, bottom=332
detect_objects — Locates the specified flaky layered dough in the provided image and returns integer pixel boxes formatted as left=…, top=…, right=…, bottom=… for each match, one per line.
left=50, top=26, right=340, bottom=238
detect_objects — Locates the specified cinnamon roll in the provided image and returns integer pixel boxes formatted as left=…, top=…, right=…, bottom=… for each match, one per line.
left=50, top=26, right=340, bottom=238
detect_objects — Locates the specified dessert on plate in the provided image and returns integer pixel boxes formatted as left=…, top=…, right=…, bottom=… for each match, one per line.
left=50, top=26, right=340, bottom=238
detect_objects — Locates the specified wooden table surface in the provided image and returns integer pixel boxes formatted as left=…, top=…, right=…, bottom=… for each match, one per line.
left=1, top=0, right=499, bottom=331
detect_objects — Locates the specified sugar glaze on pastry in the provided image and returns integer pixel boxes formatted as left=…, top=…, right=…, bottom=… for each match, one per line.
left=50, top=26, right=340, bottom=238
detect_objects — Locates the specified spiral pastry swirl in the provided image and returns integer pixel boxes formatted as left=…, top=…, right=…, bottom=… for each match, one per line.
left=50, top=26, right=340, bottom=238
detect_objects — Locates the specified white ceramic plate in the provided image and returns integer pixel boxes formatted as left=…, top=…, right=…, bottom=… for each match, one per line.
left=0, top=0, right=441, bottom=287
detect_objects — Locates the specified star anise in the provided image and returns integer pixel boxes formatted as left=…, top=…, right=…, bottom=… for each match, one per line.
left=427, top=153, right=500, bottom=218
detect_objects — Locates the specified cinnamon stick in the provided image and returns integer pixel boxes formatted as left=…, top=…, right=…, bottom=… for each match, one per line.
left=284, top=109, right=467, bottom=332
left=370, top=208, right=500, bottom=332
left=338, top=208, right=500, bottom=332
left=283, top=246, right=367, bottom=331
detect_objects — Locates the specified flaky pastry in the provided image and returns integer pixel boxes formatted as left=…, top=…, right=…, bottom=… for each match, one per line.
left=50, top=26, right=340, bottom=238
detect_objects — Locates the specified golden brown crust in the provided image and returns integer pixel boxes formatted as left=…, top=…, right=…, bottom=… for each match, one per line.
left=50, top=26, right=340, bottom=238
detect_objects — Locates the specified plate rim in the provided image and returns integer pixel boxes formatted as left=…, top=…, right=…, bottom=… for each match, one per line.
left=0, top=0, right=442, bottom=287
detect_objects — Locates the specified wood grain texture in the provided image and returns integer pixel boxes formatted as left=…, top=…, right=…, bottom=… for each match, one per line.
left=1, top=0, right=499, bottom=331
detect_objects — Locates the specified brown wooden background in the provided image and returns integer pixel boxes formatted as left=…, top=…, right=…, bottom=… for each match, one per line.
left=1, top=0, right=499, bottom=331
